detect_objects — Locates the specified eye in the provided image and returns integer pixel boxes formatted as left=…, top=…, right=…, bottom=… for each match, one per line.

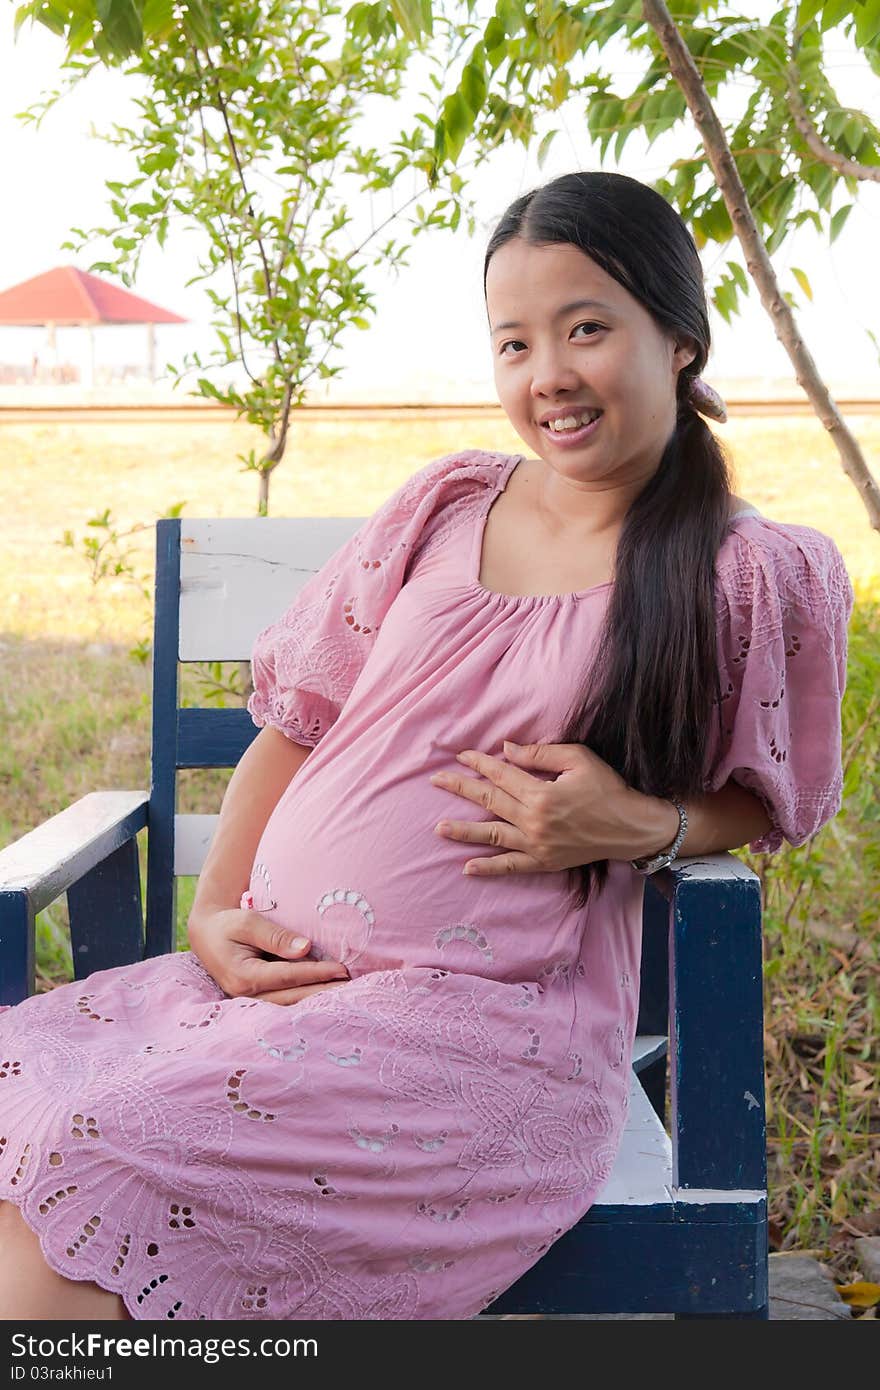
left=573, top=321, right=604, bottom=338
left=498, top=339, right=526, bottom=357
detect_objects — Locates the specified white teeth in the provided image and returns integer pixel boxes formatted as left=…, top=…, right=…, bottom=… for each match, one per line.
left=546, top=410, right=600, bottom=432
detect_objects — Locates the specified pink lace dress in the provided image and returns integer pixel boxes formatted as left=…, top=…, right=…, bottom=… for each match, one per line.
left=0, top=450, right=853, bottom=1320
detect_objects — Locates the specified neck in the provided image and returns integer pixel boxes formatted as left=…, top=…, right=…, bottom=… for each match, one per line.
left=534, top=461, right=657, bottom=538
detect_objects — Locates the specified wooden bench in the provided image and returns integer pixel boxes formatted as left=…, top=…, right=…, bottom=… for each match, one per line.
left=0, top=516, right=769, bottom=1318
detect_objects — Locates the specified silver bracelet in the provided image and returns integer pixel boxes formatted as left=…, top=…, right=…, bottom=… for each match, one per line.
left=630, top=798, right=689, bottom=876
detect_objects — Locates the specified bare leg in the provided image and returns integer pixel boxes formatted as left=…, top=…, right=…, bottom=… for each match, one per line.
left=0, top=1200, right=131, bottom=1321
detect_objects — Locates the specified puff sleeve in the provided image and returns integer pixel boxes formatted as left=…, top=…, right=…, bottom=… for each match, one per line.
left=246, top=449, right=512, bottom=746
left=704, top=519, right=854, bottom=853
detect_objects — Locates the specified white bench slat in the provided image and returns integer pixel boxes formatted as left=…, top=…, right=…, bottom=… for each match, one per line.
left=175, top=814, right=218, bottom=876
left=0, top=791, right=149, bottom=890
left=594, top=1071, right=672, bottom=1207
left=179, top=518, right=364, bottom=662
left=631, top=1035, right=666, bottom=1070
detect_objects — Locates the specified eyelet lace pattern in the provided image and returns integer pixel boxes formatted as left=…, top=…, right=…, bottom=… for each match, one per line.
left=706, top=519, right=854, bottom=852
left=0, top=452, right=853, bottom=1319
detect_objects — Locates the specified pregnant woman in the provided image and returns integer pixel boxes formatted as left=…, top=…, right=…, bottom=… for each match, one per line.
left=0, top=171, right=852, bottom=1320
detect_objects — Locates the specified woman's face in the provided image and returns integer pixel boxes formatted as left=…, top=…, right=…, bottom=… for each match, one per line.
left=485, top=237, right=697, bottom=493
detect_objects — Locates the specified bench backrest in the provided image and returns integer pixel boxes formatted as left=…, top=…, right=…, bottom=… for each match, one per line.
left=145, top=517, right=667, bottom=1038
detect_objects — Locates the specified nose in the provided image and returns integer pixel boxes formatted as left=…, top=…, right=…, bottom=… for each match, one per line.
left=528, top=342, right=584, bottom=401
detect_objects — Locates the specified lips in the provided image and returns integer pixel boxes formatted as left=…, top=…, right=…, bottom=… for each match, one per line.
left=539, top=407, right=603, bottom=431
left=538, top=411, right=603, bottom=447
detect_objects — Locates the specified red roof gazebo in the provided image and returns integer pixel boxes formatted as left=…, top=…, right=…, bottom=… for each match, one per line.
left=0, top=266, right=187, bottom=384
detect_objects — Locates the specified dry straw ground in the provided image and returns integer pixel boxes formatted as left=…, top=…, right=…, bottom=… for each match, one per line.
left=1, top=409, right=878, bottom=1277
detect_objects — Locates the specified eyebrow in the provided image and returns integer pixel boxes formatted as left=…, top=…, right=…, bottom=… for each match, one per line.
left=490, top=298, right=615, bottom=335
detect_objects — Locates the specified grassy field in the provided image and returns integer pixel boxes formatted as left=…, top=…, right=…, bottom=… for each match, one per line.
left=1, top=410, right=878, bottom=1280
left=2, top=412, right=880, bottom=650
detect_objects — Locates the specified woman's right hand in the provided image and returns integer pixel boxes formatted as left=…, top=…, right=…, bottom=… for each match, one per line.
left=188, top=908, right=350, bottom=1006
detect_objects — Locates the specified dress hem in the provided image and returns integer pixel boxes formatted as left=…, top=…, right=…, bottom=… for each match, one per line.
left=1, top=1192, right=140, bottom=1321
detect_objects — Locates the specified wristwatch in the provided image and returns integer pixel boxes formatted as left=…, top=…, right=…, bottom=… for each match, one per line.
left=631, top=798, right=689, bottom=875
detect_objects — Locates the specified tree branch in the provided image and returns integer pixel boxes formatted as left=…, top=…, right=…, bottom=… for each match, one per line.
left=195, top=98, right=260, bottom=387
left=785, top=60, right=880, bottom=185
left=641, top=0, right=880, bottom=532
left=272, top=175, right=306, bottom=296
left=198, top=46, right=282, bottom=366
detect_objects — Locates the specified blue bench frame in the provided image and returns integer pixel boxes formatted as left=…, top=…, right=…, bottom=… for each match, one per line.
left=0, top=516, right=769, bottom=1318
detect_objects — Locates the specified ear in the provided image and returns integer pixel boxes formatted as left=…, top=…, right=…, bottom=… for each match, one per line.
left=672, top=336, right=699, bottom=374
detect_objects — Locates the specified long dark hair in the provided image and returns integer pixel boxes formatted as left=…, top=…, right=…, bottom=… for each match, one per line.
left=483, top=170, right=732, bottom=911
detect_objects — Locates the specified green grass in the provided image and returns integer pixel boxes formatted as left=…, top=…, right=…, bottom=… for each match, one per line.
left=743, top=586, right=880, bottom=1264
left=2, top=413, right=880, bottom=647
left=1, top=410, right=878, bottom=1279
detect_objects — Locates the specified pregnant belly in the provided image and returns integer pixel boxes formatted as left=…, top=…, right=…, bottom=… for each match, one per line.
left=243, top=752, right=577, bottom=983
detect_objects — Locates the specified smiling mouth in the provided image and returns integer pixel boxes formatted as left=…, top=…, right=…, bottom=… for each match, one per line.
left=540, top=408, right=603, bottom=432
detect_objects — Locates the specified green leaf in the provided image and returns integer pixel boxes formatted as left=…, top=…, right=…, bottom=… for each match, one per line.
left=699, top=196, right=733, bottom=244
left=791, top=266, right=813, bottom=301
left=66, top=11, right=97, bottom=53
left=727, top=260, right=748, bottom=293
left=96, top=0, right=143, bottom=57
left=854, top=0, right=880, bottom=46
left=27, top=2, right=67, bottom=37
left=142, top=0, right=173, bottom=38
left=711, top=279, right=734, bottom=325
left=141, top=148, right=176, bottom=174
left=818, top=0, right=856, bottom=29
left=498, top=0, right=525, bottom=38
left=461, top=61, right=487, bottom=117
left=824, top=111, right=847, bottom=144
left=389, top=0, right=432, bottom=42
left=182, top=0, right=218, bottom=45
left=484, top=15, right=506, bottom=67
left=440, top=90, right=473, bottom=164
left=536, top=128, right=557, bottom=169
left=766, top=178, right=798, bottom=230
left=756, top=151, right=776, bottom=180
left=829, top=202, right=853, bottom=243
left=843, top=116, right=863, bottom=155
left=549, top=68, right=570, bottom=106
left=812, top=161, right=836, bottom=209
left=796, top=0, right=827, bottom=24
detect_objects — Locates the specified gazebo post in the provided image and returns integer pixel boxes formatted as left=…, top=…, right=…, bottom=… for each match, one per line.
left=86, top=324, right=96, bottom=389
left=147, top=322, right=156, bottom=382
left=46, top=320, right=57, bottom=381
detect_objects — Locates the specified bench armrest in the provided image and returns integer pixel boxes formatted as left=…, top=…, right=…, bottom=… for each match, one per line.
left=0, top=790, right=148, bottom=1004
left=647, top=852, right=767, bottom=1195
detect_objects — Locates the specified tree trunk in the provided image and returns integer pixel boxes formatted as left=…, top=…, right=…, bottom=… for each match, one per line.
left=642, top=0, right=880, bottom=532
left=258, top=467, right=271, bottom=518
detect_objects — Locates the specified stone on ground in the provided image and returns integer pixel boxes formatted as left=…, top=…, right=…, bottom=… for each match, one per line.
left=853, top=1237, right=880, bottom=1284
left=769, top=1254, right=851, bottom=1320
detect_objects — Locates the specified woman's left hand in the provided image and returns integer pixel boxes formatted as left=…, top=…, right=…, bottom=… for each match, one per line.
left=429, top=740, right=642, bottom=876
